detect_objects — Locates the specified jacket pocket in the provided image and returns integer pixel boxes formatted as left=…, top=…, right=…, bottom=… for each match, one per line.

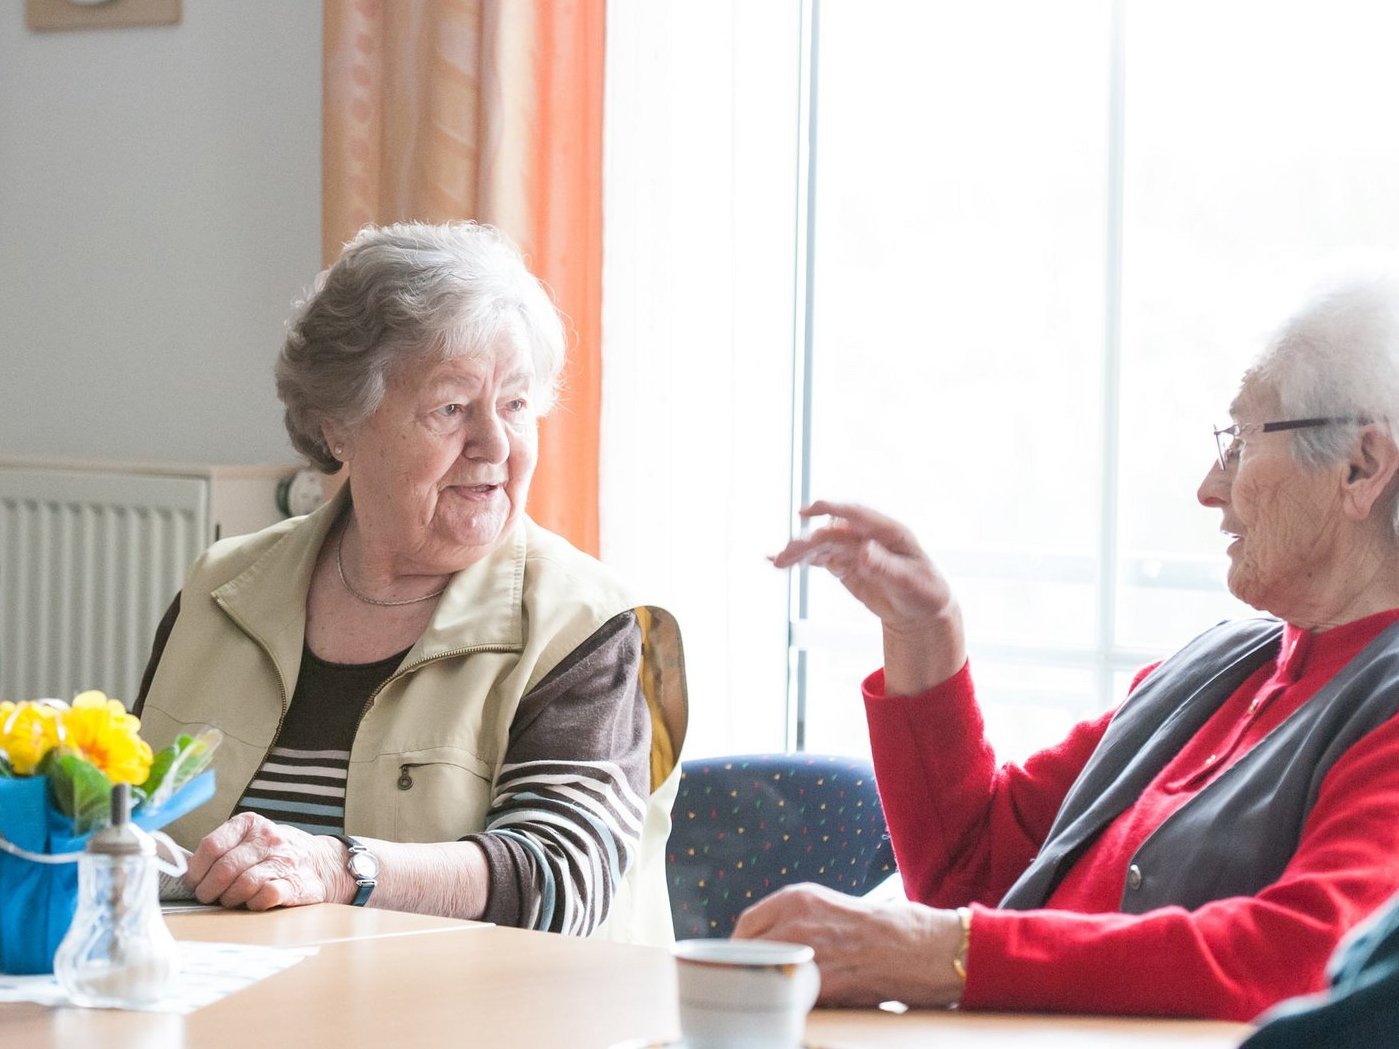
left=385, top=754, right=493, bottom=843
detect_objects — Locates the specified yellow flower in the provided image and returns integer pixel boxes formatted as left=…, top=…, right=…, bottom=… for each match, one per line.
left=59, top=691, right=154, bottom=785
left=0, top=699, right=64, bottom=775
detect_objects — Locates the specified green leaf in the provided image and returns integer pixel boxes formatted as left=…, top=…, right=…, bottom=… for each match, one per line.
left=40, top=747, right=114, bottom=834
left=0, top=753, right=14, bottom=778
left=140, top=729, right=221, bottom=811
left=138, top=742, right=182, bottom=800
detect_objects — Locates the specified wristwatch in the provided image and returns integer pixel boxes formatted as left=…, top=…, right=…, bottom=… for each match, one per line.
left=333, top=834, right=379, bottom=907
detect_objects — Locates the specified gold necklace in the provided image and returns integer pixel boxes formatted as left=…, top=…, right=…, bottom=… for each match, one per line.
left=335, top=527, right=449, bottom=607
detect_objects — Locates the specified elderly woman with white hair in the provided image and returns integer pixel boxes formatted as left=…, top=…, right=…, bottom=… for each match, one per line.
left=134, top=222, right=686, bottom=944
left=737, top=268, right=1399, bottom=1019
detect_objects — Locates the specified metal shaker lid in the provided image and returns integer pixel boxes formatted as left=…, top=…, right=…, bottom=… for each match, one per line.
left=85, top=782, right=156, bottom=857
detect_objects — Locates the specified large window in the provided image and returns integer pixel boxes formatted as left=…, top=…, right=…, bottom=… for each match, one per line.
left=603, top=0, right=1399, bottom=762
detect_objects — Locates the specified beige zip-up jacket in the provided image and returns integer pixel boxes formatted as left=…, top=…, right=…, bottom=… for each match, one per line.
left=138, top=489, right=688, bottom=945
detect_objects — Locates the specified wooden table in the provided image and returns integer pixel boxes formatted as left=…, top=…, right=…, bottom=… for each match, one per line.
left=0, top=905, right=1255, bottom=1048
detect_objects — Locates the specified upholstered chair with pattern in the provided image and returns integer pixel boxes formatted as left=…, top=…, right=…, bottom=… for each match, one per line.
left=666, top=753, right=897, bottom=939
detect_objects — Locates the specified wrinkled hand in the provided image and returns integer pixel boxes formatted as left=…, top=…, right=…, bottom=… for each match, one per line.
left=771, top=500, right=966, bottom=694
left=733, top=883, right=965, bottom=1008
left=186, top=812, right=352, bottom=911
left=772, top=501, right=949, bottom=630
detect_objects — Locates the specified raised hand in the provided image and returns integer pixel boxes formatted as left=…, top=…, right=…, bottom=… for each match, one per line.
left=772, top=501, right=967, bottom=694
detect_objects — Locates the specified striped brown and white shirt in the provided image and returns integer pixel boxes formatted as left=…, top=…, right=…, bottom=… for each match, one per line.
left=142, top=602, right=649, bottom=936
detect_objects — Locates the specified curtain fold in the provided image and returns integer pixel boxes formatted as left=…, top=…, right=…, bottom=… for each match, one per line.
left=323, top=0, right=603, bottom=555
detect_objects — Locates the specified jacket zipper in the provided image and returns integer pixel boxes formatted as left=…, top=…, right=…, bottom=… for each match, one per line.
left=216, top=605, right=515, bottom=815
left=354, top=642, right=520, bottom=726
left=356, top=643, right=519, bottom=800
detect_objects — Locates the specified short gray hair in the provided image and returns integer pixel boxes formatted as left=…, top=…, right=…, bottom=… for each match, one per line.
left=276, top=221, right=567, bottom=473
left=1247, top=264, right=1399, bottom=532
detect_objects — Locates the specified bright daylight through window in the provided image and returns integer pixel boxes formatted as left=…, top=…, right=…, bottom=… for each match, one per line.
left=602, top=0, right=1399, bottom=762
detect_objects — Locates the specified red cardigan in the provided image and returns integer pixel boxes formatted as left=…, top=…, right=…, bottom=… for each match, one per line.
left=865, top=610, right=1399, bottom=1020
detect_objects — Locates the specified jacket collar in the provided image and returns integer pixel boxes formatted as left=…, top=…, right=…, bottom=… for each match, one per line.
left=211, top=484, right=528, bottom=686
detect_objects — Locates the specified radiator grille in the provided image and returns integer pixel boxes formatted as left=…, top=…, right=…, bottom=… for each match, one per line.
left=0, top=468, right=208, bottom=707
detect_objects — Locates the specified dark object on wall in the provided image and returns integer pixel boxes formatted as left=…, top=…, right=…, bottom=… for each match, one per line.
left=667, top=753, right=897, bottom=939
left=26, top=0, right=180, bottom=33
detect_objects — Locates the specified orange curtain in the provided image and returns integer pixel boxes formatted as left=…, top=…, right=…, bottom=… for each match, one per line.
left=322, top=0, right=604, bottom=555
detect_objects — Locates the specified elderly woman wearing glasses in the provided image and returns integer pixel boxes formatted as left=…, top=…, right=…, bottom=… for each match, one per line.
left=736, top=268, right=1399, bottom=1020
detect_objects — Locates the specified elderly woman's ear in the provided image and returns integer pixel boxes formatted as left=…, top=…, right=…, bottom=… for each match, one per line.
left=1340, top=424, right=1399, bottom=523
left=321, top=422, right=350, bottom=465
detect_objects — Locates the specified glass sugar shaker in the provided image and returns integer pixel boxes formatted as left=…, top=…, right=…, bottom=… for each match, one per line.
left=54, top=782, right=180, bottom=1008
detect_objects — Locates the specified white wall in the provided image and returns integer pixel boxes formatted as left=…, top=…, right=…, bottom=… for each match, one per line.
left=0, top=1, right=322, bottom=466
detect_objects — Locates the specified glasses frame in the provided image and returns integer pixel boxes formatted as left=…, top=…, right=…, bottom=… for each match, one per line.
left=1211, top=417, right=1357, bottom=471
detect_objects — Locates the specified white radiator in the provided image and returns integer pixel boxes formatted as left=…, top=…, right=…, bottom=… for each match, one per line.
left=0, top=458, right=295, bottom=709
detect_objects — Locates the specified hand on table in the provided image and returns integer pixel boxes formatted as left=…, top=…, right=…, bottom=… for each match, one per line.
left=186, top=812, right=352, bottom=910
left=771, top=500, right=967, bottom=694
left=733, top=883, right=966, bottom=1009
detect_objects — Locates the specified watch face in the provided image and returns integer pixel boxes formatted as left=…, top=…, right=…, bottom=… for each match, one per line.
left=347, top=850, right=379, bottom=880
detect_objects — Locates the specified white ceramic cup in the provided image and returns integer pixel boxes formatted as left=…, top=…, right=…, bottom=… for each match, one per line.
left=672, top=939, right=820, bottom=1049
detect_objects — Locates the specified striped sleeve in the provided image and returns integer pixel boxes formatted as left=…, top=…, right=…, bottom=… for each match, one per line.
left=467, top=611, right=650, bottom=935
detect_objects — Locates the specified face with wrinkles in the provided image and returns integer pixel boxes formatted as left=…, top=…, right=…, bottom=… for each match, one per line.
left=1197, top=382, right=1345, bottom=619
left=336, top=332, right=538, bottom=574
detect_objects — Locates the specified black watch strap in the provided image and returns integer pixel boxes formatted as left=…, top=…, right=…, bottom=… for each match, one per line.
left=332, top=833, right=378, bottom=907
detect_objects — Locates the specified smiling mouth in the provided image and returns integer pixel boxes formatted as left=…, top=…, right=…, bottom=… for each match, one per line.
left=446, top=483, right=502, bottom=501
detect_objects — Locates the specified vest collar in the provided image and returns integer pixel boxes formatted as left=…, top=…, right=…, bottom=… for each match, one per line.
left=210, top=484, right=528, bottom=686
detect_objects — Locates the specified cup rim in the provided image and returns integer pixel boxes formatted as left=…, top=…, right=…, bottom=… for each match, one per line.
left=672, top=938, right=815, bottom=971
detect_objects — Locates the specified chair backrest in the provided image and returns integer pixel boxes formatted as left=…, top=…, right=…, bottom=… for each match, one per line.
left=637, top=605, right=688, bottom=791
left=666, top=753, right=897, bottom=939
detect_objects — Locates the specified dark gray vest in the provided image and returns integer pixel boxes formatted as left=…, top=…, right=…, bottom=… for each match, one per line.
left=1000, top=617, right=1399, bottom=913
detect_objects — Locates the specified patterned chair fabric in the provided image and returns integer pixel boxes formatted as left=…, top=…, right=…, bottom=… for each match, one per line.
left=666, top=753, right=898, bottom=939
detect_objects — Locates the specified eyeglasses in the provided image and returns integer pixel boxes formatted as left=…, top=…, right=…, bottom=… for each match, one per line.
left=1211, top=417, right=1355, bottom=471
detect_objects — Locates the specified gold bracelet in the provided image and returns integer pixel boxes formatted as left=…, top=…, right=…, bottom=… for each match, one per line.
left=951, top=906, right=972, bottom=985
